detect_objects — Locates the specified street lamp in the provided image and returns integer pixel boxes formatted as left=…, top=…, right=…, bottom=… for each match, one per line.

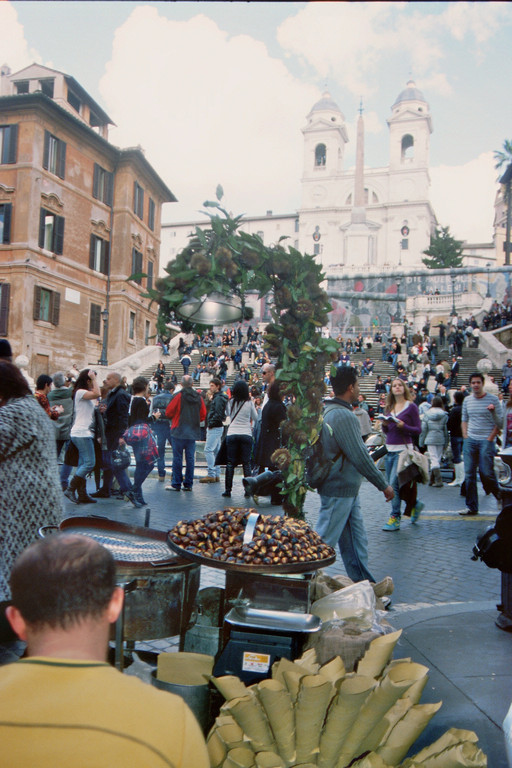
left=486, top=262, right=491, bottom=299
left=177, top=291, right=243, bottom=324
left=98, top=308, right=109, bottom=366
left=396, top=278, right=401, bottom=321
left=450, top=271, right=456, bottom=318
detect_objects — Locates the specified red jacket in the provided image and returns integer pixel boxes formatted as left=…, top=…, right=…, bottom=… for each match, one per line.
left=166, top=387, right=206, bottom=440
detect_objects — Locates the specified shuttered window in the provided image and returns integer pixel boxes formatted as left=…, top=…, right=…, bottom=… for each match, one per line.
left=133, top=181, right=144, bottom=219
left=43, top=130, right=66, bottom=179
left=0, top=203, right=12, bottom=244
left=38, top=208, right=65, bottom=255
left=147, top=260, right=154, bottom=291
left=148, top=197, right=155, bottom=231
left=131, top=248, right=143, bottom=284
left=89, top=234, right=110, bottom=275
left=89, top=303, right=101, bottom=335
left=93, top=163, right=113, bottom=206
left=33, top=286, right=60, bottom=325
left=0, top=282, right=10, bottom=336
left=0, top=125, right=18, bottom=164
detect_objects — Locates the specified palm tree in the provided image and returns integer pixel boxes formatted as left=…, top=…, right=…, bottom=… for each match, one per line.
left=495, top=140, right=512, bottom=267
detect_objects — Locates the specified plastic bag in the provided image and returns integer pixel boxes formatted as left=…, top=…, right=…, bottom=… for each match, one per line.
left=311, top=580, right=376, bottom=630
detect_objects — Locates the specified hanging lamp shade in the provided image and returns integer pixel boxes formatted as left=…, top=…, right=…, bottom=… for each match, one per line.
left=177, top=291, right=243, bottom=324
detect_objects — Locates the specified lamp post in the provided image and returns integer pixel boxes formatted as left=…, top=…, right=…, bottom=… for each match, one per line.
left=98, top=308, right=109, bottom=366
left=396, top=277, right=401, bottom=321
left=486, top=262, right=491, bottom=299
left=450, top=270, right=456, bottom=319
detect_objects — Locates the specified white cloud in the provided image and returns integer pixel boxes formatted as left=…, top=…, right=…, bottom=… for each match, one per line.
left=0, top=3, right=41, bottom=72
left=276, top=2, right=512, bottom=98
left=430, top=152, right=498, bottom=242
left=441, top=1, right=511, bottom=45
left=100, top=5, right=318, bottom=221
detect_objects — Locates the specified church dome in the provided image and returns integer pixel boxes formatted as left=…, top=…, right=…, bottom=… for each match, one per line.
left=392, top=80, right=427, bottom=107
left=309, top=91, right=343, bottom=116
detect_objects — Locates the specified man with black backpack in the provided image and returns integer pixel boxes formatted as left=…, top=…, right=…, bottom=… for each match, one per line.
left=316, top=366, right=394, bottom=582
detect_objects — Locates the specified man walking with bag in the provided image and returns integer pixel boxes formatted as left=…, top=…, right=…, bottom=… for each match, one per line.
left=316, top=367, right=394, bottom=582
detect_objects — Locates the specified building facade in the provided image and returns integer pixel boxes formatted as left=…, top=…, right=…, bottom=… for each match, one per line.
left=0, top=63, right=175, bottom=376
left=161, top=80, right=438, bottom=275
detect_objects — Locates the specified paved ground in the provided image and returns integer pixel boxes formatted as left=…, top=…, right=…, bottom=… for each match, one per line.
left=63, top=466, right=512, bottom=766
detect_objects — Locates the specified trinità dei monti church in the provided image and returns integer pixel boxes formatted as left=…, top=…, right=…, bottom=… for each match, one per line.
left=162, top=80, right=437, bottom=275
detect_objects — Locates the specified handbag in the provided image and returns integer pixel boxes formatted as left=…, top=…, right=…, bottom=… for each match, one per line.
left=111, top=446, right=131, bottom=471
left=215, top=437, right=228, bottom=466
left=63, top=440, right=79, bottom=467
left=397, top=444, right=429, bottom=486
left=214, top=402, right=244, bottom=466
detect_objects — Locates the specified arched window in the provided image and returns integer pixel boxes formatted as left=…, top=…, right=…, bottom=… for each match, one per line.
left=315, top=144, right=326, bottom=166
left=401, top=134, right=414, bottom=161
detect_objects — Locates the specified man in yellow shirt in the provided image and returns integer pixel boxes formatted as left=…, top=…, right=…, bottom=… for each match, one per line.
left=0, top=534, right=209, bottom=768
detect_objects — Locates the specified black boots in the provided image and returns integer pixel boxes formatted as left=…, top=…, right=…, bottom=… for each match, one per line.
left=243, top=470, right=283, bottom=500
left=64, top=476, right=96, bottom=504
left=63, top=475, right=80, bottom=504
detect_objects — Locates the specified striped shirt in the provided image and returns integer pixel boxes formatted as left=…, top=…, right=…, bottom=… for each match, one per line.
left=462, top=392, right=502, bottom=440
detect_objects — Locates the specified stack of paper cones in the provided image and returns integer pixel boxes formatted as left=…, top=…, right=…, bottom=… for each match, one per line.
left=206, top=630, right=487, bottom=768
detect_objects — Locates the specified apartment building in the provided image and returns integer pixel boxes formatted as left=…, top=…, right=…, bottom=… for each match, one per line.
left=0, top=63, right=176, bottom=375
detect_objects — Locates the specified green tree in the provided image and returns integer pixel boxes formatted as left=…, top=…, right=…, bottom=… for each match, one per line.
left=144, top=188, right=338, bottom=518
left=495, top=139, right=512, bottom=266
left=422, top=225, right=463, bottom=269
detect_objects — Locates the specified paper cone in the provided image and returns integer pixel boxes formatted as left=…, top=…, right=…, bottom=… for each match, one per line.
left=226, top=695, right=276, bottom=752
left=318, top=675, right=377, bottom=768
left=319, top=656, right=346, bottom=684
left=254, top=751, right=286, bottom=768
left=216, top=717, right=246, bottom=749
left=213, top=675, right=250, bottom=702
left=335, top=662, right=429, bottom=767
left=223, top=746, right=256, bottom=768
left=360, top=697, right=413, bottom=754
left=257, top=679, right=296, bottom=765
left=295, top=675, right=335, bottom=763
left=401, top=728, right=487, bottom=768
left=357, top=630, right=402, bottom=678
left=350, top=754, right=393, bottom=767
left=208, top=729, right=228, bottom=768
left=295, top=648, right=319, bottom=673
left=157, top=651, right=214, bottom=685
left=377, top=702, right=442, bottom=765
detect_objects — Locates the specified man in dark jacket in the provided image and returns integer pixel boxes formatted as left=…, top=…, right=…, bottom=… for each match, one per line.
left=151, top=381, right=175, bottom=481
left=165, top=376, right=206, bottom=491
left=316, top=367, right=393, bottom=582
left=92, top=372, right=132, bottom=499
left=199, top=378, right=228, bottom=484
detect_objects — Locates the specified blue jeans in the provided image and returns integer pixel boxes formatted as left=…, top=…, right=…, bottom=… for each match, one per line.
left=463, top=438, right=500, bottom=513
left=171, top=437, right=196, bottom=489
left=316, top=495, right=375, bottom=583
left=451, top=436, right=464, bottom=464
left=71, top=436, right=96, bottom=479
left=152, top=421, right=172, bottom=477
left=131, top=442, right=154, bottom=502
left=204, top=427, right=223, bottom=478
left=385, top=451, right=403, bottom=519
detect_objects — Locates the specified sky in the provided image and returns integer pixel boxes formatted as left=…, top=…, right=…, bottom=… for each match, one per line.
left=2, top=1, right=512, bottom=243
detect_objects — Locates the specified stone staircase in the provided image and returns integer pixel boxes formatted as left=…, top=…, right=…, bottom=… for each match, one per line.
left=335, top=346, right=504, bottom=412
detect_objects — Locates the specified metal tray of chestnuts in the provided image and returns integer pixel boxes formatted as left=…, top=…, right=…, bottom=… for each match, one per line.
left=167, top=508, right=336, bottom=574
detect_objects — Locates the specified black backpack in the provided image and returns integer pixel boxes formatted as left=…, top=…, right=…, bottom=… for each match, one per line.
left=472, top=506, right=512, bottom=573
left=304, top=406, right=343, bottom=490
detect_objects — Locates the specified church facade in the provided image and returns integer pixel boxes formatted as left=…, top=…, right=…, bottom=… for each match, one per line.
left=161, top=81, right=438, bottom=274
left=298, top=81, right=437, bottom=271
